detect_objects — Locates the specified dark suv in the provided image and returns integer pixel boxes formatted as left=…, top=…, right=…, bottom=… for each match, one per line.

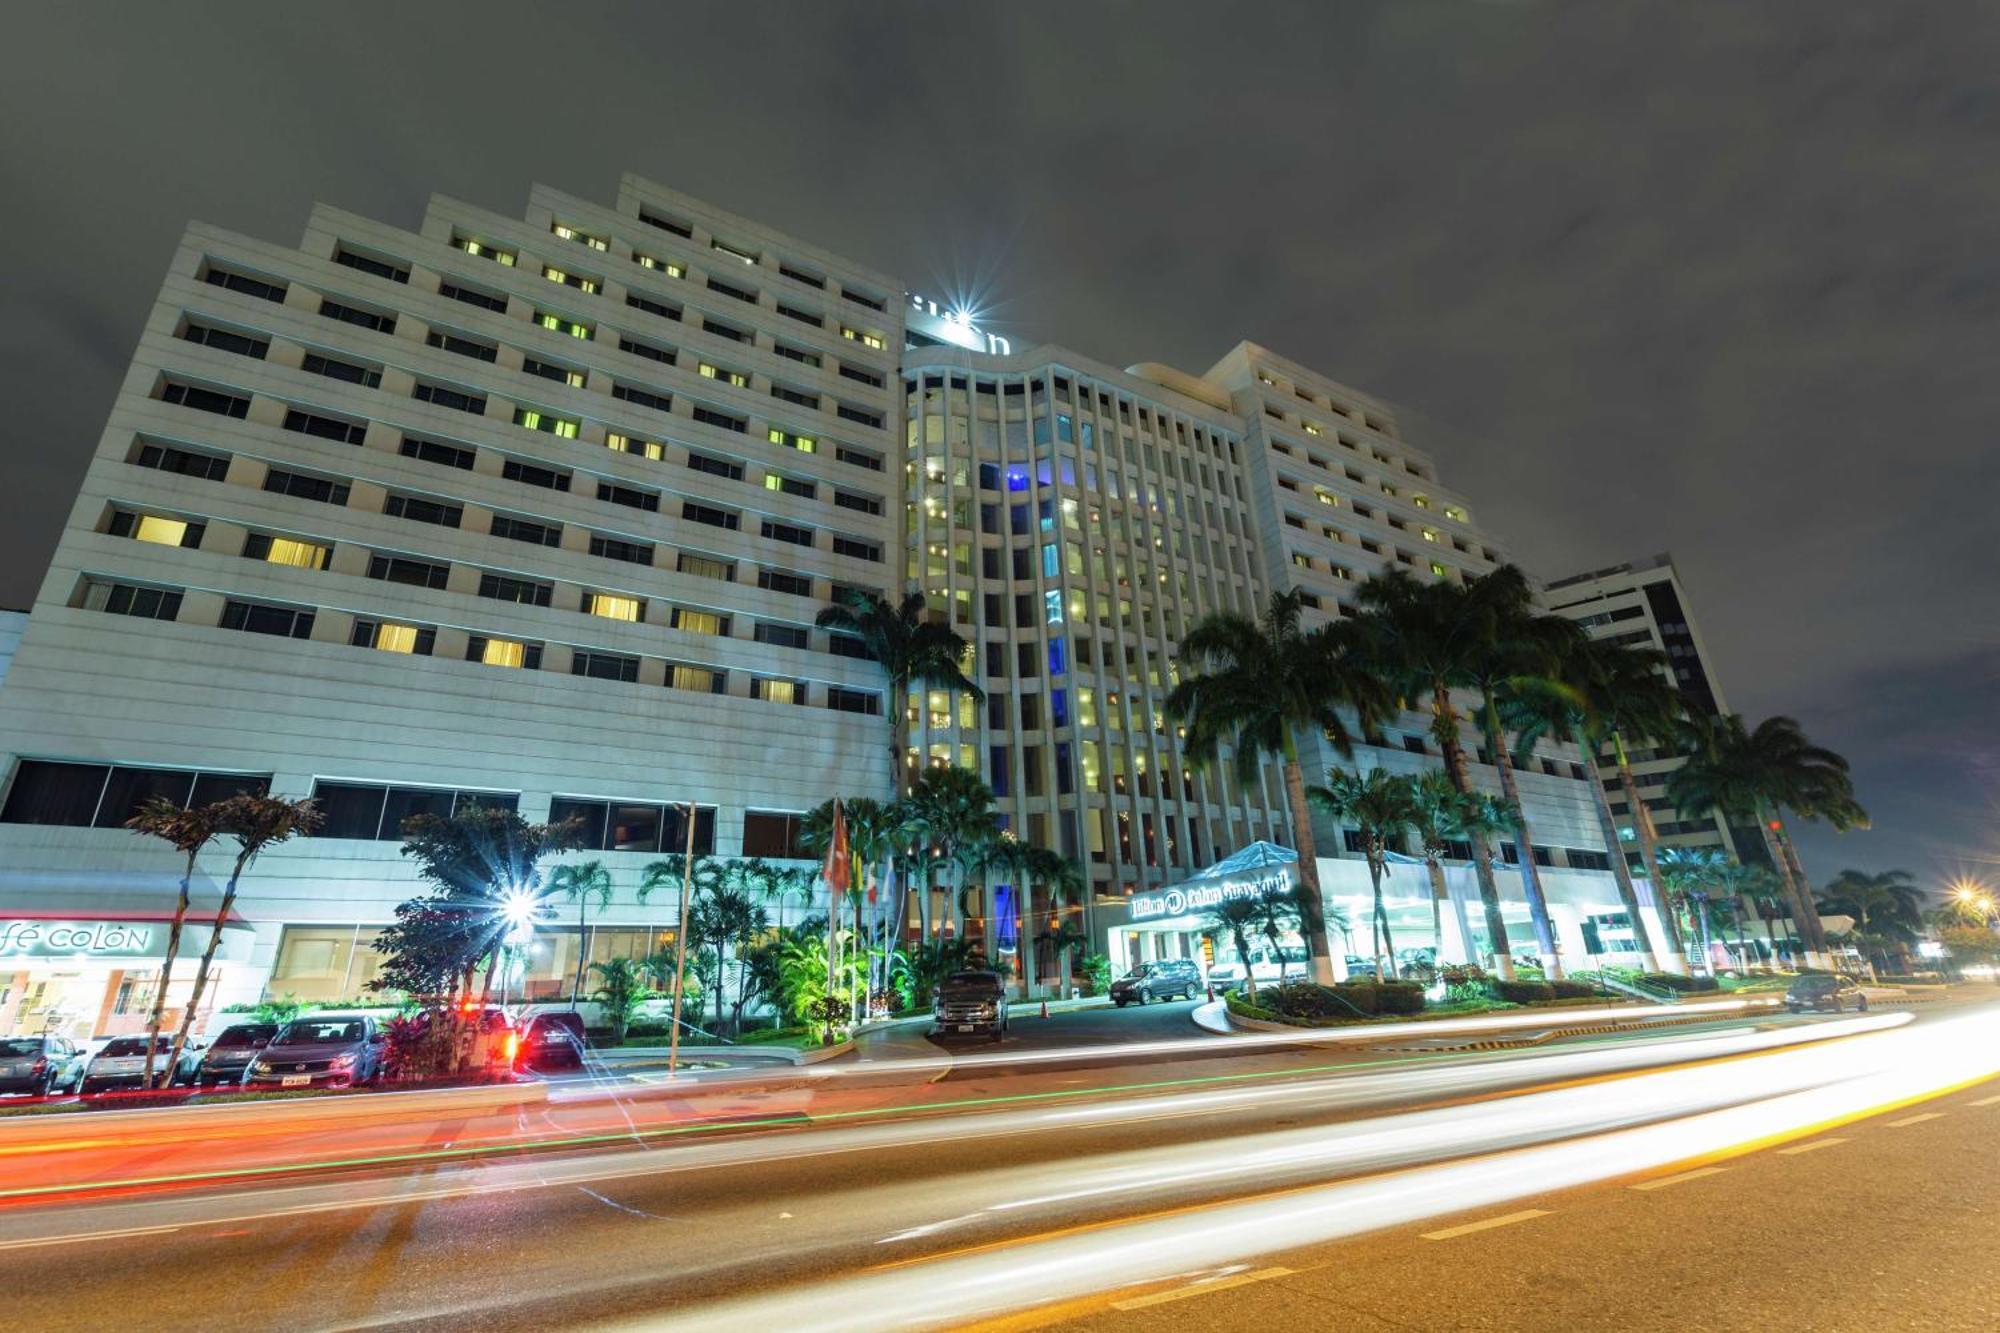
left=1786, top=974, right=1869, bottom=1013
left=192, top=1022, right=280, bottom=1087
left=1110, top=959, right=1202, bottom=1006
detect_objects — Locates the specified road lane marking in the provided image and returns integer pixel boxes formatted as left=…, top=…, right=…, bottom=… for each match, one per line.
left=1111, top=1267, right=1293, bottom=1309
left=1778, top=1138, right=1846, bottom=1155
left=1631, top=1166, right=1727, bottom=1191
left=1421, top=1209, right=1550, bottom=1240
left=1969, top=1094, right=2000, bottom=1107
left=0, top=1224, right=181, bottom=1252
left=1886, top=1112, right=1943, bottom=1127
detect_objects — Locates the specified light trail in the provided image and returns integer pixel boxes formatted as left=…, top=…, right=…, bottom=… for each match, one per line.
left=618, top=1006, right=2000, bottom=1331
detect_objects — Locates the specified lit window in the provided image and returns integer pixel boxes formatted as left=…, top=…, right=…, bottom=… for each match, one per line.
left=514, top=409, right=579, bottom=438
left=1444, top=505, right=1467, bottom=521
left=1413, top=495, right=1432, bottom=509
left=669, top=664, right=719, bottom=692
left=534, top=311, right=592, bottom=339
left=1303, top=422, right=1324, bottom=437
left=607, top=432, right=663, bottom=461
left=262, top=537, right=330, bottom=569
left=634, top=254, right=686, bottom=277
left=840, top=327, right=885, bottom=350
left=132, top=515, right=190, bottom=547
left=1315, top=489, right=1337, bottom=507
left=698, top=363, right=749, bottom=387
left=760, top=679, right=797, bottom=705
left=587, top=593, right=642, bottom=622
left=542, top=266, right=600, bottom=294
left=453, top=235, right=516, bottom=266
left=551, top=223, right=608, bottom=251
left=674, top=609, right=723, bottom=636
left=481, top=637, right=528, bottom=668
left=1430, top=561, right=1449, bottom=578
left=769, top=427, right=816, bottom=453
left=1044, top=590, right=1064, bottom=624
left=373, top=622, right=421, bottom=653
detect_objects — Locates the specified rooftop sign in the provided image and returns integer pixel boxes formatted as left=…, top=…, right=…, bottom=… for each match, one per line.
left=907, top=294, right=1011, bottom=355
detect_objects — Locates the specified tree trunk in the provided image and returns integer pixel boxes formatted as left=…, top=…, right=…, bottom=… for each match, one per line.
left=1774, top=823, right=1829, bottom=958
left=1236, top=927, right=1258, bottom=998
left=1612, top=734, right=1687, bottom=971
left=1585, top=764, right=1661, bottom=971
left=1757, top=811, right=1825, bottom=965
left=145, top=858, right=197, bottom=1091
left=1280, top=740, right=1339, bottom=986
left=166, top=851, right=252, bottom=1087
left=1366, top=855, right=1388, bottom=980
left=1426, top=858, right=1451, bottom=965
left=1485, top=710, right=1563, bottom=979
left=570, top=898, right=589, bottom=1012
left=1433, top=687, right=1512, bottom=979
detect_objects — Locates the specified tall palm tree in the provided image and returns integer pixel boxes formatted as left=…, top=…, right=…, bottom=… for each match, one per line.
left=974, top=833, right=1035, bottom=989
left=1253, top=884, right=1302, bottom=977
left=1349, top=568, right=1540, bottom=978
left=1656, top=846, right=1729, bottom=968
left=1407, top=770, right=1514, bottom=969
left=901, top=766, right=998, bottom=951
left=1820, top=868, right=1922, bottom=971
left=1026, top=846, right=1088, bottom=992
left=1168, top=588, right=1392, bottom=986
left=815, top=589, right=983, bottom=799
left=1201, top=896, right=1266, bottom=998
left=125, top=798, right=224, bottom=1090
left=550, top=860, right=614, bottom=1010
left=1667, top=714, right=1868, bottom=964
left=1307, top=767, right=1417, bottom=979
left=167, top=794, right=323, bottom=1082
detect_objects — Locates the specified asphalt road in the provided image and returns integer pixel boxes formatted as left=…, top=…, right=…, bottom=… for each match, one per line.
left=0, top=995, right=1984, bottom=1331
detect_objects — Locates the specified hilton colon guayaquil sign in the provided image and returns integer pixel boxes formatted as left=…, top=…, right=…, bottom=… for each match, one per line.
left=0, top=919, right=161, bottom=960
left=907, top=294, right=1012, bottom=355
left=1128, top=870, right=1295, bottom=924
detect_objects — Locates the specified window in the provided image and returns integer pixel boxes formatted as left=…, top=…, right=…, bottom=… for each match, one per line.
left=502, top=458, right=571, bottom=491
left=691, top=406, right=746, bottom=433
left=319, top=299, right=396, bottom=333
left=571, top=649, right=640, bottom=682
left=385, top=493, right=463, bottom=528
left=607, top=432, right=664, bottom=461
left=627, top=292, right=680, bottom=320
left=467, top=635, right=541, bottom=670
left=750, top=677, right=801, bottom=704
left=283, top=408, right=367, bottom=444
left=589, top=534, right=654, bottom=566
left=831, top=534, right=880, bottom=562
left=203, top=264, right=286, bottom=302
left=840, top=326, right=886, bottom=350
left=523, top=357, right=586, bottom=388
left=771, top=385, right=819, bottom=409
left=670, top=607, right=726, bottom=636
left=301, top=352, right=382, bottom=388
left=413, top=382, right=486, bottom=414
left=335, top=247, right=409, bottom=283
left=110, top=511, right=203, bottom=548
left=1, top=760, right=268, bottom=828
left=311, top=781, right=517, bottom=840
left=697, top=362, right=750, bottom=388
left=834, top=489, right=882, bottom=516
left=618, top=335, right=675, bottom=365
left=639, top=210, right=692, bottom=237
left=761, top=519, right=813, bottom=547
left=828, top=633, right=871, bottom=660
left=837, top=405, right=883, bottom=428
left=220, top=599, right=316, bottom=639
left=478, top=572, right=553, bottom=606
left=80, top=579, right=183, bottom=621
left=711, top=238, right=760, bottom=266
left=839, top=364, right=885, bottom=389
left=401, top=435, right=476, bottom=470
left=753, top=622, right=810, bottom=649
left=367, top=553, right=449, bottom=589
left=451, top=233, right=516, bottom=266
left=757, top=568, right=812, bottom=597
left=686, top=451, right=744, bottom=481
left=741, top=810, right=808, bottom=858
left=632, top=254, right=685, bottom=278
left=667, top=663, right=724, bottom=693
left=351, top=619, right=435, bottom=656
left=841, top=288, right=886, bottom=312
left=514, top=408, right=579, bottom=438
left=242, top=533, right=331, bottom=570
left=707, top=277, right=757, bottom=304
left=682, top=500, right=739, bottom=530
left=534, top=310, right=593, bottom=340
left=135, top=440, right=230, bottom=481
left=439, top=280, right=508, bottom=313
left=161, top=380, right=250, bottom=419
left=542, top=265, right=600, bottom=294
left=596, top=480, right=660, bottom=512
left=180, top=321, right=268, bottom=359
left=835, top=444, right=882, bottom=471
left=583, top=592, right=643, bottom=622
left=551, top=222, right=608, bottom=251
left=549, top=796, right=713, bottom=855
left=774, top=343, right=820, bottom=367
left=776, top=302, right=821, bottom=326
left=764, top=473, right=815, bottom=499
left=426, top=329, right=499, bottom=362
left=825, top=686, right=879, bottom=716
left=612, top=382, right=673, bottom=412
left=677, top=552, right=735, bottom=582
left=769, top=427, right=816, bottom=453
left=490, top=514, right=561, bottom=547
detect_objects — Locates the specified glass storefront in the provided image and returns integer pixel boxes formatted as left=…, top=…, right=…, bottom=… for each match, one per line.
left=266, top=923, right=685, bottom=1004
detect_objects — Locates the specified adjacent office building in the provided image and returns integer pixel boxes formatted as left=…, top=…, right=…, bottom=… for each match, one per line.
left=0, top=175, right=1666, bottom=1039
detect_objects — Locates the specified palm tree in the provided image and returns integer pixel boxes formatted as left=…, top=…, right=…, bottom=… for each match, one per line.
left=125, top=797, right=224, bottom=1090
left=801, top=795, right=909, bottom=1004
left=1168, top=588, right=1392, bottom=985
left=1252, top=884, right=1302, bottom=977
left=1026, top=847, right=1088, bottom=992
left=815, top=588, right=983, bottom=799
left=1037, top=918, right=1091, bottom=994
left=1820, top=868, right=1922, bottom=972
left=166, top=794, right=323, bottom=1083
left=1202, top=897, right=1266, bottom=998
left=589, top=957, right=647, bottom=1043
left=1307, top=768, right=1417, bottom=980
left=974, top=833, right=1034, bottom=990
left=1667, top=714, right=1868, bottom=964
left=1407, top=770, right=1514, bottom=969
left=1656, top=846, right=1730, bottom=969
left=550, top=860, right=614, bottom=1010
left=638, top=852, right=725, bottom=954
left=901, top=766, right=998, bottom=950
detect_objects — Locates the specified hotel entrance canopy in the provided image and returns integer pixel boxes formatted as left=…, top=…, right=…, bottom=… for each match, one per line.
left=1122, top=841, right=1300, bottom=931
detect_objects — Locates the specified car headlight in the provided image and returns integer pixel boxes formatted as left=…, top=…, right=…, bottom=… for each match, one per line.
left=251, top=1060, right=273, bottom=1075
left=329, top=1053, right=356, bottom=1070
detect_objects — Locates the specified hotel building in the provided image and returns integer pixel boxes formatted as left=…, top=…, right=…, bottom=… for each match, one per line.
left=0, top=175, right=1664, bottom=1038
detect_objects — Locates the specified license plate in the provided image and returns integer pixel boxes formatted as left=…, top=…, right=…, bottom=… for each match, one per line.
left=281, top=1074, right=310, bottom=1088
left=956, top=1024, right=975, bottom=1033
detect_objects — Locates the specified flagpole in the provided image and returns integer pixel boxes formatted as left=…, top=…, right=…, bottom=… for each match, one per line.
left=668, top=799, right=697, bottom=1078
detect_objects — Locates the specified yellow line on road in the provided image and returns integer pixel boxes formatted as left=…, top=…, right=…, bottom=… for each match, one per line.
left=1110, top=1267, right=1293, bottom=1310
left=1421, top=1209, right=1550, bottom=1240
left=1631, top=1165, right=1727, bottom=1191
left=1886, top=1112, right=1944, bottom=1127
left=1777, top=1138, right=1846, bottom=1155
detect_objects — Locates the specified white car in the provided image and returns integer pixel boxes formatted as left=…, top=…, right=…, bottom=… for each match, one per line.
left=81, top=1034, right=204, bottom=1094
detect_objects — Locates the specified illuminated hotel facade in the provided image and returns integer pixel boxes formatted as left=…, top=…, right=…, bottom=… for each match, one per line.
left=0, top=175, right=1667, bottom=1037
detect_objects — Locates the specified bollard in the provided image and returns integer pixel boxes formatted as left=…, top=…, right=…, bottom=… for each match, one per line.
left=1040, top=999, right=1049, bottom=1019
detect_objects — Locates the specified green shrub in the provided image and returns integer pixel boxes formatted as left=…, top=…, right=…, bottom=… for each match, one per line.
left=1644, top=972, right=1720, bottom=993
left=1375, top=980, right=1426, bottom=1015
left=1259, top=981, right=1376, bottom=1020
left=1549, top=980, right=1599, bottom=1001
left=1490, top=979, right=1555, bottom=1004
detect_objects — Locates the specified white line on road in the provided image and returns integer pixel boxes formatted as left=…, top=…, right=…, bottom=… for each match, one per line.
left=1886, top=1112, right=1944, bottom=1127
left=1421, top=1209, right=1550, bottom=1240
left=1631, top=1166, right=1727, bottom=1191
left=1111, top=1267, right=1293, bottom=1310
left=1777, top=1138, right=1847, bottom=1155
left=1968, top=1094, right=2000, bottom=1107
left=0, top=1223, right=181, bottom=1251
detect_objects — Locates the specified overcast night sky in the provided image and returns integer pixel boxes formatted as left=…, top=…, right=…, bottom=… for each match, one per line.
left=1, top=3, right=1993, bottom=890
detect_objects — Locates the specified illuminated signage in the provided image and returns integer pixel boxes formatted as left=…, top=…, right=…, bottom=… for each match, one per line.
left=1129, top=870, right=1294, bottom=922
left=907, top=293, right=1011, bottom=355
left=0, top=919, right=159, bottom=959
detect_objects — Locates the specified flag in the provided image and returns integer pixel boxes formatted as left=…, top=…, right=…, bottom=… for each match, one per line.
left=823, top=799, right=850, bottom=897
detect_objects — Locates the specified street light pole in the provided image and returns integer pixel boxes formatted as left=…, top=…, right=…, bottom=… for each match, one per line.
left=667, top=800, right=698, bottom=1078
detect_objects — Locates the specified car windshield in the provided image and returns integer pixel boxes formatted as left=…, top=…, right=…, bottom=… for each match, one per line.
left=274, top=1021, right=365, bottom=1045
left=101, top=1037, right=166, bottom=1056
left=211, top=1024, right=278, bottom=1048
left=0, top=1039, right=44, bottom=1058
left=1793, top=977, right=1836, bottom=992
left=940, top=973, right=1000, bottom=998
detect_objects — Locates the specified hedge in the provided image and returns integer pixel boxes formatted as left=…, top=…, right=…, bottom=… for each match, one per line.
left=1549, top=980, right=1600, bottom=1001
left=1490, top=979, right=1556, bottom=1004
left=1644, top=972, right=1720, bottom=993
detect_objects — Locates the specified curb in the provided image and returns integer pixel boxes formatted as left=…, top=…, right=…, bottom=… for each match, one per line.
left=0, top=1077, right=549, bottom=1144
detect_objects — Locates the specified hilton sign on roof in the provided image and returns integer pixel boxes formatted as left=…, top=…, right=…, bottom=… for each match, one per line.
left=907, top=294, right=1011, bottom=355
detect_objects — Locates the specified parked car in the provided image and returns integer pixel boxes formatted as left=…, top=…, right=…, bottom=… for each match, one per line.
left=1786, top=974, right=1870, bottom=1014
left=243, top=1015, right=385, bottom=1090
left=0, top=1035, right=88, bottom=1096
left=1110, top=959, right=1202, bottom=1006
left=517, top=1011, right=587, bottom=1073
left=932, top=970, right=1010, bottom=1041
left=191, top=1022, right=280, bottom=1087
left=81, top=1034, right=204, bottom=1095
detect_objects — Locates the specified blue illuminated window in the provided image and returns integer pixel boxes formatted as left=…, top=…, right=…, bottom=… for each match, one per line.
left=1048, top=638, right=1067, bottom=676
